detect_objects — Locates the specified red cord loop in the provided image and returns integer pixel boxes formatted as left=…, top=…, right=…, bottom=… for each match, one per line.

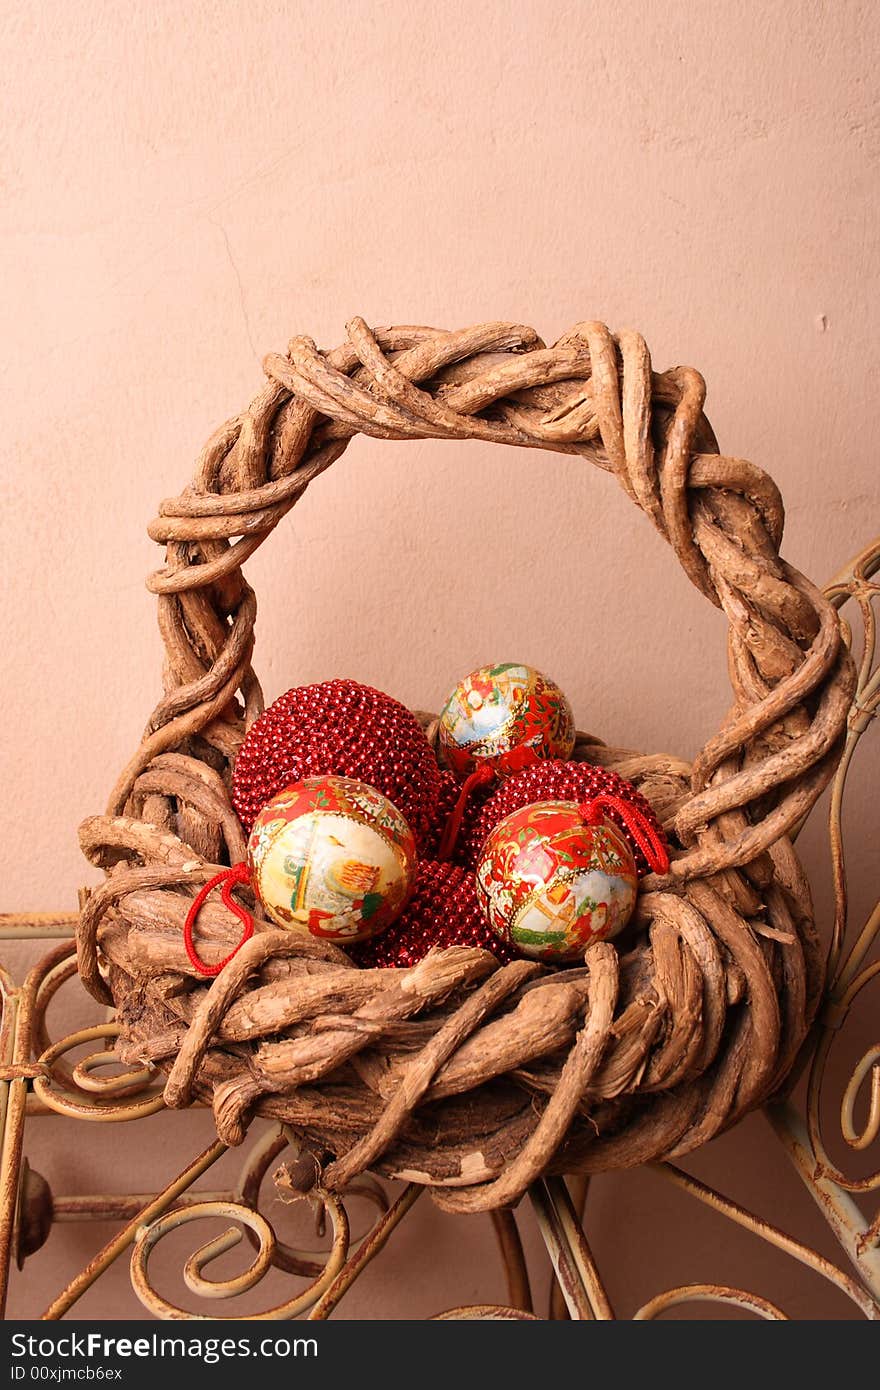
left=438, top=762, right=496, bottom=861
left=183, top=862, right=255, bottom=977
left=578, top=793, right=670, bottom=874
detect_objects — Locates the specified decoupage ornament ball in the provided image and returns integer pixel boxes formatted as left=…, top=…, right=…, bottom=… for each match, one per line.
left=232, top=679, right=441, bottom=847
left=247, top=776, right=417, bottom=943
left=460, top=759, right=669, bottom=875
left=437, top=663, right=575, bottom=779
left=476, top=800, right=639, bottom=962
left=348, top=859, right=515, bottom=969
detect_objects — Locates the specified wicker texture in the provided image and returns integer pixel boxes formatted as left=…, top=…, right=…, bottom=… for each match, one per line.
left=77, top=318, right=856, bottom=1213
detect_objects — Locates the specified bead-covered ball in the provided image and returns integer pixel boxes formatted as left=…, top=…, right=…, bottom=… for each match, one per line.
left=348, top=859, right=515, bottom=969
left=247, top=776, right=417, bottom=943
left=476, top=800, right=638, bottom=962
left=422, top=768, right=463, bottom=857
left=232, top=680, right=441, bottom=847
left=437, top=663, right=575, bottom=778
left=460, top=759, right=668, bottom=875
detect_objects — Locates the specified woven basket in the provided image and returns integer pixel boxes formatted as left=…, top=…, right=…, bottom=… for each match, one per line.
left=77, top=318, right=856, bottom=1213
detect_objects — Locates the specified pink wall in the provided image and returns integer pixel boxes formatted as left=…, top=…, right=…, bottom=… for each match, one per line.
left=2, top=1, right=878, bottom=1317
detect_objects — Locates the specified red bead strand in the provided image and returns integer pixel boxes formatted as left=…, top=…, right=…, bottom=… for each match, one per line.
left=422, top=769, right=462, bottom=856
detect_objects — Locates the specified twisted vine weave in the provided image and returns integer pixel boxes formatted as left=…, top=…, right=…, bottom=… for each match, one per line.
left=77, top=318, right=855, bottom=1211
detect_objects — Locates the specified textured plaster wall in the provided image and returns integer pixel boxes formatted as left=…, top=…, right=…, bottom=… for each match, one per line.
left=1, top=0, right=878, bottom=1318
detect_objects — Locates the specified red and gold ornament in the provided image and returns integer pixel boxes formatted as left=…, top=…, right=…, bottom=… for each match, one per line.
left=247, top=776, right=416, bottom=941
left=232, top=680, right=441, bottom=848
left=459, top=759, right=669, bottom=875
left=348, top=859, right=515, bottom=969
left=475, top=795, right=669, bottom=963
left=184, top=775, right=417, bottom=975
left=437, top=663, right=575, bottom=779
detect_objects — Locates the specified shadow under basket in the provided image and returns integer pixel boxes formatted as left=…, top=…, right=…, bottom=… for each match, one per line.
left=76, top=317, right=856, bottom=1213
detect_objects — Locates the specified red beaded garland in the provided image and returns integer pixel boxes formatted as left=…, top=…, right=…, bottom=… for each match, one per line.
left=460, top=760, right=669, bottom=876
left=232, top=680, right=442, bottom=847
left=347, top=859, right=516, bottom=969
left=423, top=768, right=470, bottom=857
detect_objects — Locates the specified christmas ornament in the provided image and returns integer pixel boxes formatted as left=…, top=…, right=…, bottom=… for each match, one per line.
left=460, top=760, right=669, bottom=875
left=475, top=795, right=669, bottom=963
left=248, top=776, right=416, bottom=939
left=184, top=776, right=417, bottom=975
left=437, top=663, right=575, bottom=779
left=348, top=859, right=515, bottom=969
left=231, top=679, right=441, bottom=847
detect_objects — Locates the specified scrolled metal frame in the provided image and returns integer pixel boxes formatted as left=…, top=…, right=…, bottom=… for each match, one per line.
left=0, top=536, right=877, bottom=1320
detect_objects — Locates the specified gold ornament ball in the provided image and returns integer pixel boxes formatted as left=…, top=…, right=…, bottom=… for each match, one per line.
left=246, top=775, right=417, bottom=943
left=438, top=662, right=575, bottom=778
